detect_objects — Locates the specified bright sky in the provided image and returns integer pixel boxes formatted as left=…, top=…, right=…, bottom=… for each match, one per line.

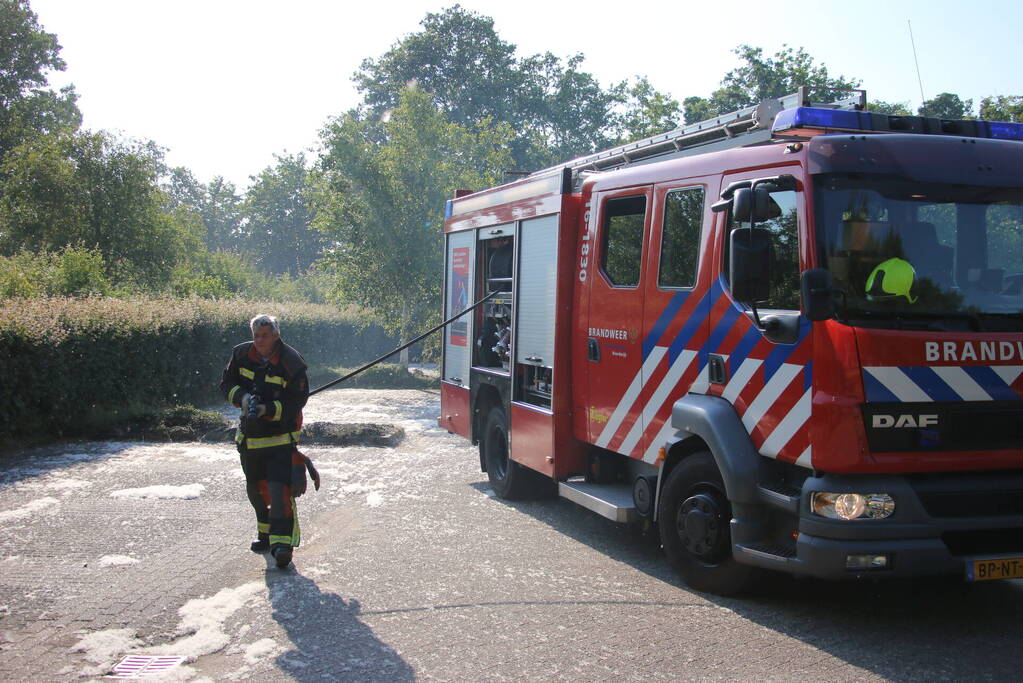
left=30, top=0, right=1023, bottom=192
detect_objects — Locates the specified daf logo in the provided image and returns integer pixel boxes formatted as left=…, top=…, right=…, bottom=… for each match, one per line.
left=872, top=414, right=938, bottom=429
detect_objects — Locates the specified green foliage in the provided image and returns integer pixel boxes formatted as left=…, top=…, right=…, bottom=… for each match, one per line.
left=683, top=44, right=860, bottom=123
left=865, top=100, right=913, bottom=116
left=980, top=95, right=1023, bottom=122
left=613, top=76, right=682, bottom=142
left=0, top=130, right=200, bottom=288
left=0, top=245, right=113, bottom=296
left=320, top=363, right=435, bottom=390
left=165, top=168, right=243, bottom=253
left=918, top=92, right=974, bottom=119
left=243, top=152, right=323, bottom=275
left=0, top=0, right=81, bottom=160
left=352, top=5, right=669, bottom=169
left=0, top=296, right=397, bottom=440
left=315, top=86, right=513, bottom=346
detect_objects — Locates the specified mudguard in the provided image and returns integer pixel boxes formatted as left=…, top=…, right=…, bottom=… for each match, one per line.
left=668, top=393, right=761, bottom=505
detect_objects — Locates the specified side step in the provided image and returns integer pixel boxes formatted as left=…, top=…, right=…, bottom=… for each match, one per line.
left=558, top=480, right=638, bottom=523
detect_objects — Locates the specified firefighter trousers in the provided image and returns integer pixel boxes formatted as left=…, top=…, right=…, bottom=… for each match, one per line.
left=238, top=442, right=301, bottom=548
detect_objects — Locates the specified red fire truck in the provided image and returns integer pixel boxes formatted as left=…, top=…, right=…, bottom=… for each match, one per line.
left=438, top=88, right=1023, bottom=594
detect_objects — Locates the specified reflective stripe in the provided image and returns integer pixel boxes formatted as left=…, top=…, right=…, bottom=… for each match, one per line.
left=239, top=367, right=255, bottom=380
left=244, top=431, right=301, bottom=449
left=269, top=534, right=292, bottom=546
left=291, top=497, right=301, bottom=547
left=257, top=522, right=270, bottom=534
left=235, top=428, right=243, bottom=444
left=228, top=385, right=241, bottom=405
left=265, top=374, right=286, bottom=386
left=271, top=401, right=283, bottom=421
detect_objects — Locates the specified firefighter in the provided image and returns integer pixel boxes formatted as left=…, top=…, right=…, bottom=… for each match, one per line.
left=220, top=314, right=310, bottom=568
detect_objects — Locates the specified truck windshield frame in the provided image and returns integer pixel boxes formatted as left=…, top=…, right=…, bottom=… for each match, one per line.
left=813, top=173, right=1023, bottom=332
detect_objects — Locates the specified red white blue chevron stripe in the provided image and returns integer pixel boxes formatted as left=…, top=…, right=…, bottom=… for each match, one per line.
left=595, top=278, right=816, bottom=469
left=863, top=365, right=1023, bottom=402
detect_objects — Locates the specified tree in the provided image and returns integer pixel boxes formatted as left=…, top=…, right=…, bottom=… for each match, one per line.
left=0, top=0, right=80, bottom=160
left=353, top=5, right=664, bottom=170
left=243, top=152, right=322, bottom=276
left=918, top=92, right=973, bottom=119
left=683, top=45, right=860, bottom=123
left=611, top=76, right=682, bottom=142
left=0, top=130, right=199, bottom=287
left=315, top=87, right=513, bottom=356
left=865, top=100, right=913, bottom=116
left=166, top=167, right=243, bottom=252
left=980, top=95, right=1023, bottom=122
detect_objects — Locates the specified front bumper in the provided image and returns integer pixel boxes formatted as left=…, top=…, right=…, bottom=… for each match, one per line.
left=734, top=469, right=1023, bottom=580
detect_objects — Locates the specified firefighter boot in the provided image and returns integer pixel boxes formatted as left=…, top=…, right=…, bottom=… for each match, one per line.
left=271, top=543, right=293, bottom=568
left=250, top=533, right=270, bottom=553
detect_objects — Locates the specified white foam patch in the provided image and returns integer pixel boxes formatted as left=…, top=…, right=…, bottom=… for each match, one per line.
left=243, top=638, right=281, bottom=664
left=99, top=555, right=140, bottom=567
left=366, top=491, right=384, bottom=507
left=110, top=484, right=205, bottom=500
left=150, top=582, right=265, bottom=660
left=71, top=628, right=142, bottom=671
left=0, top=497, right=60, bottom=523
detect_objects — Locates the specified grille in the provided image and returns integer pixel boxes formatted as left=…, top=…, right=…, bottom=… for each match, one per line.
left=919, top=489, right=1023, bottom=518
left=942, top=528, right=1023, bottom=556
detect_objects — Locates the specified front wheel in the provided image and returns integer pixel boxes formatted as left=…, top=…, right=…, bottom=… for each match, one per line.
left=658, top=451, right=760, bottom=595
left=481, top=406, right=537, bottom=500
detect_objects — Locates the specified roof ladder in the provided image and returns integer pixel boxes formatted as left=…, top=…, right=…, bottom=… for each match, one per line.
left=530, top=87, right=865, bottom=182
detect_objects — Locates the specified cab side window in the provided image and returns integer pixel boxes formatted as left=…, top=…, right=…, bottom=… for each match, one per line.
left=725, top=189, right=800, bottom=310
left=659, top=187, right=704, bottom=288
left=601, top=196, right=646, bottom=287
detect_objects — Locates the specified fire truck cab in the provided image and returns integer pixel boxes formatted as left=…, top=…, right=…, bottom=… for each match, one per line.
left=439, top=89, right=1023, bottom=594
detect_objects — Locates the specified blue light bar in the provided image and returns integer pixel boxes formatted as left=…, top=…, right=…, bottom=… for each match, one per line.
left=773, top=107, right=873, bottom=133
left=774, top=106, right=1023, bottom=143
left=985, top=120, right=1023, bottom=141
left=444, top=199, right=453, bottom=220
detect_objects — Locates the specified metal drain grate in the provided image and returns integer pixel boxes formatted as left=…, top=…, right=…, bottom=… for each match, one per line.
left=107, top=655, right=185, bottom=679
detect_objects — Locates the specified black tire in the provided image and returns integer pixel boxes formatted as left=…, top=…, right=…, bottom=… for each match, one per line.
left=658, top=451, right=760, bottom=595
left=481, top=406, right=534, bottom=499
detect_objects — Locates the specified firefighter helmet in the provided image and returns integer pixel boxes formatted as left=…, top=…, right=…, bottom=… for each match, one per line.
left=865, top=257, right=918, bottom=303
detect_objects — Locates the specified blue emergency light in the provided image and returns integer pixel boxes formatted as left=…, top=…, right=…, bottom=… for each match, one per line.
left=773, top=106, right=1023, bottom=142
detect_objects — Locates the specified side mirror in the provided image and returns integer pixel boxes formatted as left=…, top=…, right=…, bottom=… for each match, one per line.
left=732, top=188, right=752, bottom=222
left=730, top=228, right=773, bottom=303
left=801, top=268, right=836, bottom=321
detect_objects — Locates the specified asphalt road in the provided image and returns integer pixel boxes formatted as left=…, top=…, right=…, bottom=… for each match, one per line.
left=1, top=388, right=1021, bottom=681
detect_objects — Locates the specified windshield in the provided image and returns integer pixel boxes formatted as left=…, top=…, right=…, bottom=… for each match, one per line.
left=814, top=174, right=1023, bottom=331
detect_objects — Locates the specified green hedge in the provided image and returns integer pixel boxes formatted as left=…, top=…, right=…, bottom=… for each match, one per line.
left=0, top=297, right=400, bottom=441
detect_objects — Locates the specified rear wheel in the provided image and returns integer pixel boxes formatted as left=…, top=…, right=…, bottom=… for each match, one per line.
left=658, top=451, right=760, bottom=595
left=481, top=406, right=537, bottom=499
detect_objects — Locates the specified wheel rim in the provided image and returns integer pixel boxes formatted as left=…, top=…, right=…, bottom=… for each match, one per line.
left=675, top=490, right=728, bottom=561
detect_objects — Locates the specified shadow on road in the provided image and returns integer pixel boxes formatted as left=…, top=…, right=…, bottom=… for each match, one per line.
left=472, top=480, right=1023, bottom=681
left=265, top=565, right=414, bottom=682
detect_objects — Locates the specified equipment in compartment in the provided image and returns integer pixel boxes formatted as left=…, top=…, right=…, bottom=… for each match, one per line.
left=475, top=237, right=514, bottom=371
left=519, top=364, right=552, bottom=408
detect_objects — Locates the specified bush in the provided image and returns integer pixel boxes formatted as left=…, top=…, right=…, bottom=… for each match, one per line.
left=0, top=296, right=400, bottom=441
left=0, top=246, right=113, bottom=297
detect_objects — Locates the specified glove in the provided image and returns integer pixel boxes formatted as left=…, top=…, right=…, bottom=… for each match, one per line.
left=304, top=455, right=320, bottom=491
left=240, top=393, right=253, bottom=411
left=291, top=451, right=308, bottom=497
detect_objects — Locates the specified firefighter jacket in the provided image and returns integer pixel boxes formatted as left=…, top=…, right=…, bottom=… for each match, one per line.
left=220, top=340, right=309, bottom=449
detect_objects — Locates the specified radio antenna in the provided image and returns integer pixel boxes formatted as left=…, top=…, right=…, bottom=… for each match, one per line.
left=908, top=19, right=926, bottom=103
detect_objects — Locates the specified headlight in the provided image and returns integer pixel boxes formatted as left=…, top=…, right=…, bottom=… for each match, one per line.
left=811, top=492, right=895, bottom=520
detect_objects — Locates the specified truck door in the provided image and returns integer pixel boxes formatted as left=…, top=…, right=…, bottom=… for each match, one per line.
left=585, top=187, right=652, bottom=452
left=710, top=169, right=814, bottom=468
left=633, top=183, right=711, bottom=463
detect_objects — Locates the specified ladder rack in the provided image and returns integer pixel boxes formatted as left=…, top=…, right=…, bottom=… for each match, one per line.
left=530, top=87, right=866, bottom=180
